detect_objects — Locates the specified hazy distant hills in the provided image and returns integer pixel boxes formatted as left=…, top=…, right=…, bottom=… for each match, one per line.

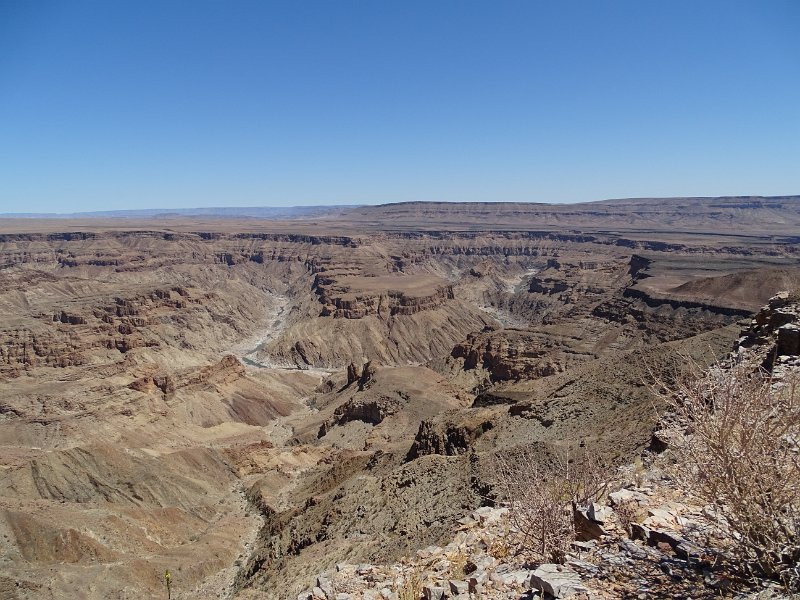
left=337, top=196, right=800, bottom=234
left=3, top=196, right=799, bottom=236
left=0, top=205, right=356, bottom=219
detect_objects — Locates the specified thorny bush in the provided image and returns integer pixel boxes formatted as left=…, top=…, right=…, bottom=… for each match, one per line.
left=658, top=360, right=800, bottom=590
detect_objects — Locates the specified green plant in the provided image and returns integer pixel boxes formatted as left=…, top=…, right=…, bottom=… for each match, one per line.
left=164, top=569, right=172, bottom=600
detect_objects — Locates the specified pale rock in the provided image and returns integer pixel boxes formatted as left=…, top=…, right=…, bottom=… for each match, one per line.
left=317, top=575, right=335, bottom=598
left=529, top=564, right=588, bottom=598
left=573, top=505, right=606, bottom=540
left=422, top=585, right=446, bottom=600
left=495, top=569, right=532, bottom=586
left=356, top=563, right=374, bottom=576
left=472, top=506, right=508, bottom=525
left=609, top=489, right=648, bottom=506
left=644, top=507, right=680, bottom=529
left=588, top=502, right=612, bottom=524
left=449, top=579, right=469, bottom=596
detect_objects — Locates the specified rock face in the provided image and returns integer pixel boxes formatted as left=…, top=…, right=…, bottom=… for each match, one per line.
left=451, top=328, right=570, bottom=382
left=313, top=273, right=455, bottom=319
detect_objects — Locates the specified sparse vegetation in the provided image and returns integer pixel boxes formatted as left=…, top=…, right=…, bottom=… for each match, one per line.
left=659, top=361, right=800, bottom=589
left=394, top=567, right=423, bottom=600
left=492, top=445, right=609, bottom=563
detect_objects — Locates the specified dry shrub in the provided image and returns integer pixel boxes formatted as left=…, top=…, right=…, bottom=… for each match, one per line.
left=492, top=445, right=609, bottom=564
left=615, top=498, right=645, bottom=537
left=659, top=361, right=800, bottom=589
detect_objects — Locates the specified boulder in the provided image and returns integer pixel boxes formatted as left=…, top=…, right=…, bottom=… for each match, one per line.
left=609, top=489, right=647, bottom=507
left=316, top=575, right=335, bottom=598
left=587, top=502, right=612, bottom=524
left=573, top=504, right=606, bottom=541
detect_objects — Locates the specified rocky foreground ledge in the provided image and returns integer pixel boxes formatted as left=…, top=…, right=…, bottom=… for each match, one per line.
left=295, top=487, right=786, bottom=600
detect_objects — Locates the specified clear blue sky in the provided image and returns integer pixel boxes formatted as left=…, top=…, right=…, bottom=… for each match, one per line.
left=1, top=1, right=798, bottom=213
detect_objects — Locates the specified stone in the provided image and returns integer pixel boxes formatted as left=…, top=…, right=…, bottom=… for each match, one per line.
left=356, top=563, right=374, bottom=576
left=417, top=545, right=441, bottom=559
left=505, top=570, right=532, bottom=586
left=618, top=539, right=648, bottom=559
left=312, top=586, right=327, bottom=599
left=298, top=592, right=313, bottom=600
left=358, top=361, right=378, bottom=390
left=422, top=585, right=446, bottom=600
left=587, top=502, right=612, bottom=524
left=472, top=506, right=508, bottom=524
left=573, top=505, right=606, bottom=540
left=565, top=558, right=600, bottom=576
left=644, top=507, right=680, bottom=528
left=770, top=291, right=791, bottom=309
left=449, top=579, right=469, bottom=596
left=529, top=564, right=588, bottom=598
left=317, top=575, right=335, bottom=598
left=609, top=489, right=647, bottom=507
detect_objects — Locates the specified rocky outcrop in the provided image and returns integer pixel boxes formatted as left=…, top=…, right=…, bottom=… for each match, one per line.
left=736, top=290, right=800, bottom=370
left=128, top=372, right=176, bottom=395
left=621, top=286, right=752, bottom=317
left=358, top=361, right=378, bottom=390
left=408, top=416, right=494, bottom=458
left=451, top=329, right=573, bottom=382
left=183, top=354, right=246, bottom=386
left=346, top=362, right=360, bottom=386
left=314, top=276, right=456, bottom=319
left=318, top=394, right=406, bottom=437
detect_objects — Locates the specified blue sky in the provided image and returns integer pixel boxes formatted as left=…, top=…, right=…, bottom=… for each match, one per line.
left=1, top=1, right=798, bottom=213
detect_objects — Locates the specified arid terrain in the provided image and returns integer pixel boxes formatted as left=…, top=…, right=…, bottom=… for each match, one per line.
left=1, top=197, right=799, bottom=599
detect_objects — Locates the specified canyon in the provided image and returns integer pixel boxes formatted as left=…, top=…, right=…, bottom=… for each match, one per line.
left=0, top=197, right=799, bottom=599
